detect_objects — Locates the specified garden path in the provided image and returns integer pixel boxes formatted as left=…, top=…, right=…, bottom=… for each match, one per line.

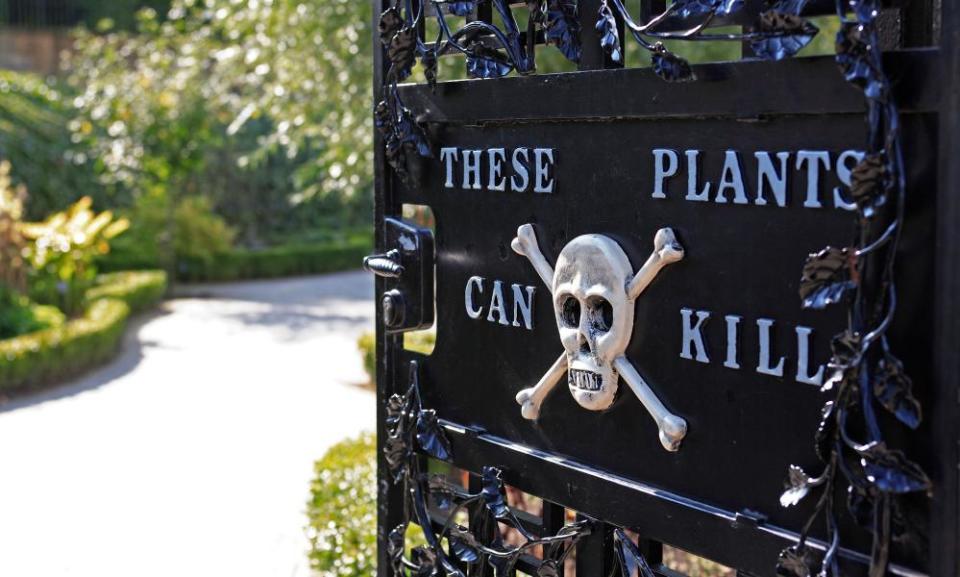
left=0, top=271, right=376, bottom=577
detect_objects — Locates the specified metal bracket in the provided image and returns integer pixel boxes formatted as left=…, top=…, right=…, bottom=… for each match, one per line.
left=364, top=217, right=434, bottom=333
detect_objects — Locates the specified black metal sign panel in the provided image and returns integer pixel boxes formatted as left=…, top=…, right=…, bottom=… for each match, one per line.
left=389, top=56, right=940, bottom=576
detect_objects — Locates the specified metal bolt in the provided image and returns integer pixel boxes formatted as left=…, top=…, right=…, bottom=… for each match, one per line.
left=382, top=290, right=406, bottom=328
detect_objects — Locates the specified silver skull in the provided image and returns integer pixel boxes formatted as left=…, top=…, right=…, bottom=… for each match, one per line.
left=552, top=235, right=635, bottom=412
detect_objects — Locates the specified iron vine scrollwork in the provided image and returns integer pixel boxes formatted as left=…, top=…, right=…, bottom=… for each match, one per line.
left=376, top=0, right=826, bottom=181
left=385, top=361, right=662, bottom=577
left=378, top=0, right=929, bottom=574
left=778, top=2, right=931, bottom=577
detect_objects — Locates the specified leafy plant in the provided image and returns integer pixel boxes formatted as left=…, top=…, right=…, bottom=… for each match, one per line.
left=0, top=298, right=129, bottom=392
left=0, top=285, right=64, bottom=340
left=0, top=160, right=28, bottom=294
left=21, top=197, right=129, bottom=316
left=0, top=72, right=103, bottom=220
left=306, top=433, right=378, bottom=577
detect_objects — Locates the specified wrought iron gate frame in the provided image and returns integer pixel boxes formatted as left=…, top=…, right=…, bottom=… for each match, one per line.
left=372, top=2, right=959, bottom=576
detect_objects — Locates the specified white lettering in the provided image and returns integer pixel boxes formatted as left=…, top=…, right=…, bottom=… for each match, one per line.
left=754, top=151, right=790, bottom=207
left=511, top=284, right=536, bottom=330
left=511, top=148, right=530, bottom=192
left=797, top=150, right=831, bottom=208
left=652, top=149, right=679, bottom=199
left=756, top=318, right=786, bottom=377
left=440, top=147, right=458, bottom=189
left=685, top=150, right=711, bottom=202
left=680, top=308, right=711, bottom=363
left=488, top=148, right=506, bottom=192
left=533, top=148, right=556, bottom=193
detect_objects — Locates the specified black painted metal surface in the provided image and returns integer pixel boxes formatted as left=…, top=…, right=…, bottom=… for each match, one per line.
left=373, top=3, right=954, bottom=577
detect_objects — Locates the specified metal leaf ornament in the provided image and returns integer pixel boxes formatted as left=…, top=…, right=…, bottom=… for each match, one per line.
left=379, top=6, right=404, bottom=46
left=859, top=442, right=932, bottom=495
left=388, top=26, right=418, bottom=82
left=836, top=22, right=886, bottom=101
left=545, top=0, right=582, bottom=63
left=873, top=355, right=921, bottom=430
left=613, top=529, right=656, bottom=577
left=750, top=10, right=819, bottom=61
left=416, top=408, right=451, bottom=460
left=448, top=0, right=476, bottom=16
left=780, top=465, right=817, bottom=507
left=651, top=45, right=694, bottom=82
left=673, top=0, right=744, bottom=18
left=596, top=1, right=622, bottom=64
left=448, top=529, right=481, bottom=564
left=466, top=43, right=514, bottom=79
left=481, top=466, right=511, bottom=519
left=850, top=153, right=889, bottom=218
left=411, top=546, right=440, bottom=577
left=383, top=391, right=413, bottom=481
left=388, top=524, right=408, bottom=573
left=821, top=330, right=861, bottom=393
left=799, top=246, right=858, bottom=310
left=775, top=545, right=816, bottom=577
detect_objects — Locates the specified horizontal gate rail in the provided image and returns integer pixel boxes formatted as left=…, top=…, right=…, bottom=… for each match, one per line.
left=431, top=417, right=926, bottom=577
left=397, top=50, right=939, bottom=125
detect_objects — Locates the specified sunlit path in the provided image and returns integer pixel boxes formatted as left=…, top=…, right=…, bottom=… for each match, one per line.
left=0, top=271, right=375, bottom=577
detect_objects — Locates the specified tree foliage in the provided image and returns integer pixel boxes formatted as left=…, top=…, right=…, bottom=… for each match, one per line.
left=65, top=0, right=374, bottom=205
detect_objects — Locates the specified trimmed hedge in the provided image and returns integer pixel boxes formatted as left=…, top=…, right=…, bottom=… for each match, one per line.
left=0, top=270, right=168, bottom=393
left=177, top=238, right=372, bottom=282
left=86, top=271, right=168, bottom=313
left=99, top=238, right=373, bottom=283
left=307, top=433, right=377, bottom=577
left=0, top=299, right=130, bottom=392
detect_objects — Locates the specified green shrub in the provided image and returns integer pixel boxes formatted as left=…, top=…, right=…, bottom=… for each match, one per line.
left=176, top=237, right=373, bottom=283
left=0, top=286, right=64, bottom=340
left=106, top=193, right=236, bottom=274
left=86, top=270, right=168, bottom=314
left=22, top=196, right=129, bottom=316
left=306, top=433, right=377, bottom=577
left=0, top=298, right=130, bottom=392
left=357, top=330, right=435, bottom=384
left=358, top=332, right=376, bottom=384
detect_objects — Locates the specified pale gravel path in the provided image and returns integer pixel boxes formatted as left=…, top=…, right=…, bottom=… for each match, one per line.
left=0, top=271, right=376, bottom=577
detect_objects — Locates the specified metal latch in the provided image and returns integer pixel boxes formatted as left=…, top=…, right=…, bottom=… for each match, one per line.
left=363, top=217, right=434, bottom=333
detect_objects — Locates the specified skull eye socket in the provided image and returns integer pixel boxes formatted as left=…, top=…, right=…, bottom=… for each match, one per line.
left=559, top=296, right=581, bottom=328
left=587, top=296, right=614, bottom=333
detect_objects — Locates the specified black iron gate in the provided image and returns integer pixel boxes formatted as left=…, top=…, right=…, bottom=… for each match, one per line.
left=370, top=1, right=958, bottom=576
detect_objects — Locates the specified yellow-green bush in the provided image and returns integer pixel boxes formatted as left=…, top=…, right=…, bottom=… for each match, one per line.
left=357, top=330, right=435, bottom=384
left=306, top=433, right=377, bottom=577
left=0, top=270, right=167, bottom=393
left=0, top=298, right=130, bottom=392
left=86, top=270, right=167, bottom=313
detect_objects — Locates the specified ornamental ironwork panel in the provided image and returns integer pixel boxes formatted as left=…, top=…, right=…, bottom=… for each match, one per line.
left=369, top=2, right=958, bottom=577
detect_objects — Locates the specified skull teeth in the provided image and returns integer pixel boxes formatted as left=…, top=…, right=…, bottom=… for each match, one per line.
left=568, top=369, right=601, bottom=391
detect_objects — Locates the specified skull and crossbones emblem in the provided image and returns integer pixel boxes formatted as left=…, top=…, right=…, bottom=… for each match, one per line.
left=511, top=224, right=689, bottom=452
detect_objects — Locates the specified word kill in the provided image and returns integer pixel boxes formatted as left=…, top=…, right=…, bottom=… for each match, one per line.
left=680, top=308, right=825, bottom=387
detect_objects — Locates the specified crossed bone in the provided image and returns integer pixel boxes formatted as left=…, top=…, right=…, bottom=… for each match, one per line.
left=512, top=224, right=689, bottom=452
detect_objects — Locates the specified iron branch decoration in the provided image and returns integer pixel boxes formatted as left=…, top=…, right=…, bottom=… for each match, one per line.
left=375, top=0, right=822, bottom=182
left=378, top=0, right=930, bottom=575
left=775, top=2, right=932, bottom=577
left=384, top=361, right=659, bottom=577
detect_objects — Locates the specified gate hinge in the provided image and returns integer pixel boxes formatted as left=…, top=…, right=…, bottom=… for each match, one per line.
left=364, top=217, right=434, bottom=333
